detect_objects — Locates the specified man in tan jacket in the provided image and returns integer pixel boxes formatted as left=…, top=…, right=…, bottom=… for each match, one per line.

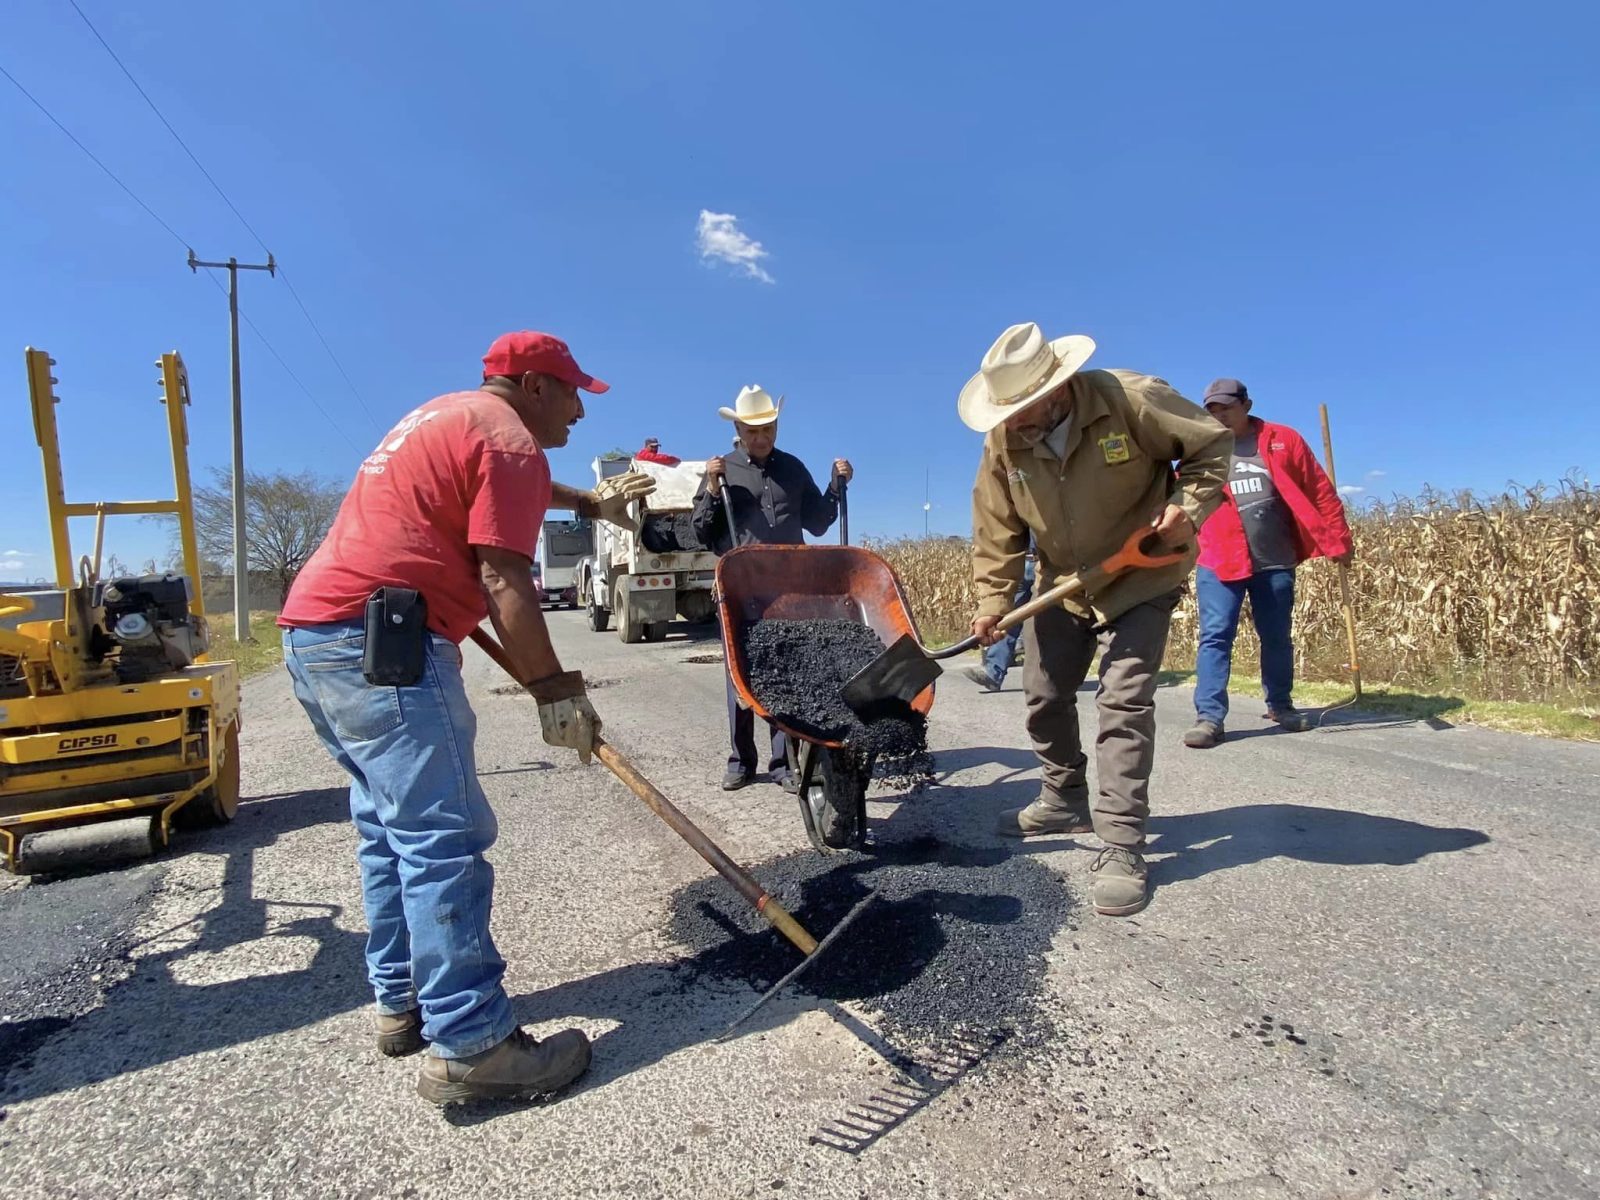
left=960, top=322, right=1229, bottom=916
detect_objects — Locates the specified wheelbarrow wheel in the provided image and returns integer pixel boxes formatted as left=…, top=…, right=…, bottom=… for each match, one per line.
left=808, top=747, right=868, bottom=851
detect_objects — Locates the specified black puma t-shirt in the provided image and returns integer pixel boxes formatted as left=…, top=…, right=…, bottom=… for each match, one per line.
left=1228, top=430, right=1298, bottom=572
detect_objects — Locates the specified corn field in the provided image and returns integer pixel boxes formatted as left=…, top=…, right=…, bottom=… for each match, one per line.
left=871, top=477, right=1600, bottom=704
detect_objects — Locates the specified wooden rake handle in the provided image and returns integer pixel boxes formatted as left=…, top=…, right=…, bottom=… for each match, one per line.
left=466, top=626, right=819, bottom=956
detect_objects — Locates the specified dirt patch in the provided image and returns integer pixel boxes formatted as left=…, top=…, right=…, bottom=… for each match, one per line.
left=681, top=654, right=724, bottom=665
left=741, top=620, right=926, bottom=759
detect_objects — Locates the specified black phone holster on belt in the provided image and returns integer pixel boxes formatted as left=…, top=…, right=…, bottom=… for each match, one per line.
left=362, top=587, right=428, bottom=686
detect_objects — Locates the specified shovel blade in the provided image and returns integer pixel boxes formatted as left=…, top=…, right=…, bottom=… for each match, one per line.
left=841, top=633, right=943, bottom=716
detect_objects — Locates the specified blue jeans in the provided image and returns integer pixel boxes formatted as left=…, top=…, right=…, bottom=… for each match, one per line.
left=282, top=621, right=514, bottom=1059
left=980, top=561, right=1036, bottom=686
left=1193, top=567, right=1297, bottom=724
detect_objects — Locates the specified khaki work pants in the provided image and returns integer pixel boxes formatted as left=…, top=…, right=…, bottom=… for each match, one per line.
left=1021, top=590, right=1180, bottom=850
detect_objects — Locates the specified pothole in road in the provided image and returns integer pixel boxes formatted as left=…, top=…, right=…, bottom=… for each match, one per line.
left=665, top=837, right=1072, bottom=1047
left=681, top=654, right=723, bottom=665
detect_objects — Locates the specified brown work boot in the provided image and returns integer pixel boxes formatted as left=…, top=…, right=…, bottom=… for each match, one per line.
left=1090, top=847, right=1149, bottom=917
left=1265, top=706, right=1312, bottom=732
left=997, top=792, right=1093, bottom=838
left=376, top=1008, right=426, bottom=1058
left=416, top=1027, right=592, bottom=1106
left=1182, top=720, right=1225, bottom=749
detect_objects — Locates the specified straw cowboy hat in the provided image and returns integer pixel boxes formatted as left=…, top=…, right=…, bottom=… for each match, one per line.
left=719, top=384, right=784, bottom=426
left=957, top=322, right=1096, bottom=432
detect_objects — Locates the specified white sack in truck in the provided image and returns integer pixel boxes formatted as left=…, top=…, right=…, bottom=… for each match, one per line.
left=632, top=459, right=707, bottom=512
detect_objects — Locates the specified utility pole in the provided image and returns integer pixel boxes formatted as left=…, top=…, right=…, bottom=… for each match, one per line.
left=188, top=250, right=275, bottom=640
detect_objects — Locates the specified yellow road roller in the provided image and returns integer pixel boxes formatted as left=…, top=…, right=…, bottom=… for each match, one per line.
left=0, top=348, right=241, bottom=874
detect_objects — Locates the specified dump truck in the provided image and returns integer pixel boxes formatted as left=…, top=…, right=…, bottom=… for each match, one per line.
left=0, top=348, right=241, bottom=874
left=575, top=456, right=718, bottom=642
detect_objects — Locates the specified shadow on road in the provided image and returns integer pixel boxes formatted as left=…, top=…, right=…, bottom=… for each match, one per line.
left=929, top=744, right=1039, bottom=791
left=1147, top=803, right=1490, bottom=885
left=899, top=746, right=1491, bottom=888
left=0, top=787, right=368, bottom=1106
left=657, top=622, right=722, bottom=645
left=1313, top=694, right=1464, bottom=732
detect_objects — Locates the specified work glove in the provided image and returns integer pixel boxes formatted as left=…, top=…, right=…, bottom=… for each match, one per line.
left=527, top=670, right=601, bottom=765
left=585, top=471, right=657, bottom=532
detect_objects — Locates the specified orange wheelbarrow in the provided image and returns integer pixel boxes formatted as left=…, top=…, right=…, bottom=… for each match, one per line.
left=714, top=543, right=935, bottom=852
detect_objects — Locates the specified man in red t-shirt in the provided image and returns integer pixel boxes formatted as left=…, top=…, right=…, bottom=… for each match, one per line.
left=279, top=331, right=652, bottom=1106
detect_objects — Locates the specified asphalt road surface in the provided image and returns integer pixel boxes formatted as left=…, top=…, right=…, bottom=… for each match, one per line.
left=3, top=611, right=1597, bottom=1199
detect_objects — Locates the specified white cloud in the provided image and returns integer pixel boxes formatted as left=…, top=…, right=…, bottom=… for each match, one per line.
left=1364, top=469, right=1387, bottom=479
left=2, top=550, right=32, bottom=557
left=0, top=558, right=27, bottom=573
left=1338, top=485, right=1365, bottom=497
left=696, top=210, right=774, bottom=283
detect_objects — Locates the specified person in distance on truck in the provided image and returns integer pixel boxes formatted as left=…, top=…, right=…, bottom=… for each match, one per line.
left=634, top=436, right=681, bottom=465
left=691, top=384, right=853, bottom=792
left=278, top=330, right=653, bottom=1106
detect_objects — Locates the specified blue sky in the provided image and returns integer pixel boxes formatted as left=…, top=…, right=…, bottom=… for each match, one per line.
left=2, top=0, right=1595, bottom=582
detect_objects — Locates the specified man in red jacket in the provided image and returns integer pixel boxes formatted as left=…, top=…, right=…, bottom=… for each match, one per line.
left=635, top=437, right=681, bottom=465
left=1184, top=379, right=1353, bottom=748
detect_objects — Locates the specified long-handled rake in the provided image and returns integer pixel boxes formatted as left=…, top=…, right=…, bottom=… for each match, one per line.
left=468, top=625, right=876, bottom=1034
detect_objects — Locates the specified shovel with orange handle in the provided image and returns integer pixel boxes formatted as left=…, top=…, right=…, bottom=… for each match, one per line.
left=841, top=525, right=1191, bottom=716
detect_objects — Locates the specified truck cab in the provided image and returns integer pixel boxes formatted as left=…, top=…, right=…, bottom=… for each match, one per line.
left=534, top=517, right=591, bottom=609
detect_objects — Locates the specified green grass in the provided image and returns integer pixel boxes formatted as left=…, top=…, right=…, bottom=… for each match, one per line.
left=206, top=610, right=284, bottom=678
left=937, top=633, right=1599, bottom=741
left=1156, top=668, right=1600, bottom=743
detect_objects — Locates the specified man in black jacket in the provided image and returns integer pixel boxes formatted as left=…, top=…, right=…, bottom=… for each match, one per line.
left=691, top=385, right=853, bottom=790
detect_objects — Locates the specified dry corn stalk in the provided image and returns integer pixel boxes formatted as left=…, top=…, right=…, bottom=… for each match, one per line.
left=871, top=476, right=1599, bottom=703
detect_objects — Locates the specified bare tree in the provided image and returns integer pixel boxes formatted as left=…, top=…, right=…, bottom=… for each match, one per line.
left=188, top=468, right=344, bottom=604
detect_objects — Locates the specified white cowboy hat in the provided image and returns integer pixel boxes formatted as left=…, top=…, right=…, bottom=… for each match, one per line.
left=719, top=384, right=784, bottom=426
left=957, top=322, right=1096, bottom=432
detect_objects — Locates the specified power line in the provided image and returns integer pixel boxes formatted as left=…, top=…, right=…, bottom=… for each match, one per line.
left=0, top=61, right=188, bottom=250
left=198, top=271, right=365, bottom=456
left=243, top=311, right=364, bottom=455
left=65, top=0, right=272, bottom=254
left=66, top=0, right=387, bottom=436
left=275, top=267, right=387, bottom=432
left=2, top=53, right=365, bottom=455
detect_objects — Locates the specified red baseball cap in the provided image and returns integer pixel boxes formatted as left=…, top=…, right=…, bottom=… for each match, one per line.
left=482, top=331, right=610, bottom=393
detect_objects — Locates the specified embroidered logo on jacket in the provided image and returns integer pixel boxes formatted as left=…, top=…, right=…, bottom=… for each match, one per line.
left=1099, top=434, right=1132, bottom=465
